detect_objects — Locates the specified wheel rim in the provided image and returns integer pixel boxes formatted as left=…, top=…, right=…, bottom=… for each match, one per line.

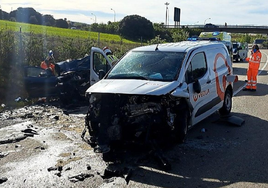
left=225, top=93, right=232, bottom=111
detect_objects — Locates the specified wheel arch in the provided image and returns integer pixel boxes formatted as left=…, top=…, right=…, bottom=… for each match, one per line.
left=178, top=98, right=192, bottom=126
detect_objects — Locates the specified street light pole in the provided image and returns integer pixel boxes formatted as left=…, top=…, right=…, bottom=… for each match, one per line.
left=204, top=18, right=211, bottom=25
left=111, top=8, right=116, bottom=22
left=164, top=2, right=169, bottom=26
left=91, top=13, right=96, bottom=23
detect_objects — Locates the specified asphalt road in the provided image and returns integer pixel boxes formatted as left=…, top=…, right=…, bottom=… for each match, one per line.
left=1, top=50, right=268, bottom=188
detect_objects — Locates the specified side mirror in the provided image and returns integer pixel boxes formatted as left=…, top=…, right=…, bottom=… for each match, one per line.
left=193, top=79, right=201, bottom=93
left=98, top=70, right=106, bottom=79
left=170, top=82, right=189, bottom=98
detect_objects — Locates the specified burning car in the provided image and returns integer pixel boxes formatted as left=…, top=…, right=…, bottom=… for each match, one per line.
left=83, top=41, right=238, bottom=154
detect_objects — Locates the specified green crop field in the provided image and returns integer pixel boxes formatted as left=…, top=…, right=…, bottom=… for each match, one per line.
left=0, top=20, right=136, bottom=44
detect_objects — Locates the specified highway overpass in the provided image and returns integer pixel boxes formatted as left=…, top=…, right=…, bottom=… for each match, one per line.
left=164, top=25, right=268, bottom=34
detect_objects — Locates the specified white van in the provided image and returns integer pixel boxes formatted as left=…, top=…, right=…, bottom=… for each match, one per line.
left=84, top=41, right=238, bottom=152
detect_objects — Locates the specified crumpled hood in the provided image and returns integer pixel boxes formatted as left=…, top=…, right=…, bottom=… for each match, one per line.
left=86, top=79, right=180, bottom=95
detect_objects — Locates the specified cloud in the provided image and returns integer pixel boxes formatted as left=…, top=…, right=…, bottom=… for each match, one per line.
left=1, top=0, right=268, bottom=25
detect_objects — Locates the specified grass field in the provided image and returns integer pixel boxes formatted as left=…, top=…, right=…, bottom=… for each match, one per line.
left=0, top=20, right=136, bottom=44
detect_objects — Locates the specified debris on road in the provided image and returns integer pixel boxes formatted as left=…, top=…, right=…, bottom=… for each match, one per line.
left=220, top=115, right=245, bottom=127
left=68, top=173, right=94, bottom=183
left=0, top=177, right=8, bottom=184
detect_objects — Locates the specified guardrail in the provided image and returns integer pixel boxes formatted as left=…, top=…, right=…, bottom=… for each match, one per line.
left=163, top=25, right=268, bottom=34
left=164, top=25, right=268, bottom=29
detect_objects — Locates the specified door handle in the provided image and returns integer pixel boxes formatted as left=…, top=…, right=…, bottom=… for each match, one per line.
left=206, top=80, right=211, bottom=84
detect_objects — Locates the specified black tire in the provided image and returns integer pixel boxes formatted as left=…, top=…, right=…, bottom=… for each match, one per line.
left=173, top=109, right=189, bottom=144
left=219, top=89, right=232, bottom=116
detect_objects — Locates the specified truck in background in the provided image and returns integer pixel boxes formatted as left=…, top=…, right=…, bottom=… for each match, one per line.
left=232, top=42, right=248, bottom=62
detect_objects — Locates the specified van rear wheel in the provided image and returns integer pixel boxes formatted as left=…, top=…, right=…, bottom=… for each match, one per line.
left=219, top=89, right=232, bottom=116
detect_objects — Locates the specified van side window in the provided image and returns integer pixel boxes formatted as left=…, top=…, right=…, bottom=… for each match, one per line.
left=186, top=52, right=207, bottom=83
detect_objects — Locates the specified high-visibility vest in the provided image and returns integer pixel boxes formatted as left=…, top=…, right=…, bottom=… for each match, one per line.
left=40, top=60, right=55, bottom=74
left=246, top=50, right=262, bottom=69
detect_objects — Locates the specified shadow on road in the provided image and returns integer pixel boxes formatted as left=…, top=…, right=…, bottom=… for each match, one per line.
left=235, top=82, right=268, bottom=97
left=128, top=111, right=268, bottom=187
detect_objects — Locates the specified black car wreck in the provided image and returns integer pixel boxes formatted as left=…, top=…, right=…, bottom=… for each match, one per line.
left=24, top=55, right=90, bottom=104
left=24, top=47, right=114, bottom=104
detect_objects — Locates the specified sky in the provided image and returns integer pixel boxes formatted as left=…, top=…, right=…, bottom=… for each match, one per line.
left=1, top=0, right=268, bottom=26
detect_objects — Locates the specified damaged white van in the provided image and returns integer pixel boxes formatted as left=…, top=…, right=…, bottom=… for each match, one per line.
left=84, top=41, right=238, bottom=153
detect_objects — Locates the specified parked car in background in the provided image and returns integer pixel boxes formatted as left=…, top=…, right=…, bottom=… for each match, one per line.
left=232, top=42, right=248, bottom=62
left=253, top=39, right=268, bottom=49
left=204, top=23, right=219, bottom=28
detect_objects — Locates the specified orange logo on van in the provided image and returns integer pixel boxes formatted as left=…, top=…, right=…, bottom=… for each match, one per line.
left=193, top=89, right=210, bottom=102
left=214, top=53, right=231, bottom=100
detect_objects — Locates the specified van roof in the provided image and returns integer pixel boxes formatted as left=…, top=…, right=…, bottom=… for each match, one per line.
left=132, top=41, right=225, bottom=53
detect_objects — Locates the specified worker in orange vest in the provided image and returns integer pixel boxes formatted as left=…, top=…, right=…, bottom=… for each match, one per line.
left=40, top=50, right=56, bottom=75
left=243, top=44, right=262, bottom=91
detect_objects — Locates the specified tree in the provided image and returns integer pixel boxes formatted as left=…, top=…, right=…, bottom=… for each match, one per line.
left=55, top=19, right=68, bottom=28
left=172, top=29, right=189, bottom=42
left=147, top=35, right=166, bottom=45
left=119, top=15, right=155, bottom=41
left=0, top=10, right=9, bottom=20
left=106, top=21, right=119, bottom=34
left=153, top=23, right=173, bottom=42
left=9, top=7, right=42, bottom=25
left=29, top=16, right=38, bottom=24
left=42, top=14, right=55, bottom=26
left=98, top=23, right=107, bottom=33
left=90, top=23, right=98, bottom=32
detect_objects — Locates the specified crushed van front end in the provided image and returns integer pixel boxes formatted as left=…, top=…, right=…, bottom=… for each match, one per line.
left=84, top=93, right=186, bottom=152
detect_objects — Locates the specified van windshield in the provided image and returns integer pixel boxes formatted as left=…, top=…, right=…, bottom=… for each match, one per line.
left=107, top=51, right=186, bottom=81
